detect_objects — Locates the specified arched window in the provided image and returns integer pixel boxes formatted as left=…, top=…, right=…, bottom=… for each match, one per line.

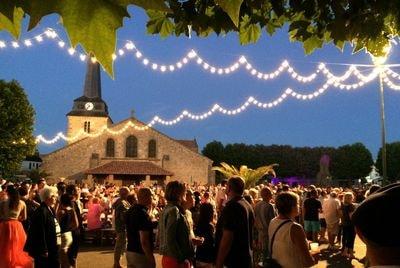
left=125, top=135, right=138, bottom=157
left=148, top=139, right=156, bottom=158
left=106, top=138, right=115, bottom=157
left=84, top=121, right=91, bottom=133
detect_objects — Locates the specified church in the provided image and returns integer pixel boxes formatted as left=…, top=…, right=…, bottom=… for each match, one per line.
left=41, top=60, right=214, bottom=186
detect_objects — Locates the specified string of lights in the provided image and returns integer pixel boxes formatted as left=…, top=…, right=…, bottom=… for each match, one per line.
left=1, top=28, right=398, bottom=144
left=0, top=28, right=390, bottom=86
left=36, top=75, right=380, bottom=144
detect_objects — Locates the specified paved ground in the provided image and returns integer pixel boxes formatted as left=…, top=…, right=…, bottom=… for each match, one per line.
left=77, top=236, right=366, bottom=268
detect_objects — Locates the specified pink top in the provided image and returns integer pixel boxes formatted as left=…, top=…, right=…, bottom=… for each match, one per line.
left=87, top=203, right=103, bottom=230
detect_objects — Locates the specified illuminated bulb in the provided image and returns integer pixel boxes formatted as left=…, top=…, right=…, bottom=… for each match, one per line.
left=257, top=73, right=263, bottom=79
left=196, top=58, right=203, bottom=64
left=251, top=69, right=257, bottom=75
left=217, top=69, right=223, bottom=74
left=268, top=103, right=273, bottom=108
left=230, top=66, right=236, bottom=72
left=68, top=48, right=75, bottom=55
left=296, top=95, right=302, bottom=99
left=188, top=50, right=196, bottom=58
left=313, top=92, right=319, bottom=97
left=118, top=49, right=124, bottom=56
left=224, top=68, right=230, bottom=74
left=182, top=110, right=188, bottom=115
left=308, top=95, right=313, bottom=99
left=152, top=63, right=158, bottom=70
left=80, top=54, right=86, bottom=61
left=288, top=67, right=293, bottom=73
left=112, top=54, right=117, bottom=60
left=273, top=101, right=278, bottom=105
left=248, top=97, right=255, bottom=102
left=258, top=103, right=262, bottom=107
left=135, top=51, right=142, bottom=58
left=246, top=63, right=252, bottom=70
left=24, top=40, right=32, bottom=46
left=263, top=74, right=270, bottom=80
left=278, top=98, right=283, bottom=102
left=12, top=41, right=19, bottom=48
left=160, top=65, right=167, bottom=72
left=302, top=96, right=307, bottom=100
left=58, top=41, right=65, bottom=48
left=177, top=62, right=183, bottom=68
left=143, top=58, right=149, bottom=65
left=91, top=57, right=97, bottom=63
left=291, top=73, right=297, bottom=78
left=239, top=56, right=247, bottom=64
left=182, top=58, right=188, bottom=64
left=169, top=65, right=175, bottom=71
left=318, top=88, right=324, bottom=93
left=0, top=41, right=5, bottom=48
left=125, top=42, right=135, bottom=50
left=203, top=63, right=209, bottom=70
left=340, top=85, right=345, bottom=89
left=282, top=60, right=289, bottom=67
left=35, top=35, right=43, bottom=42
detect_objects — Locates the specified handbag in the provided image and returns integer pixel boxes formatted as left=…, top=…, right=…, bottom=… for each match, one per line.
left=263, top=219, right=292, bottom=268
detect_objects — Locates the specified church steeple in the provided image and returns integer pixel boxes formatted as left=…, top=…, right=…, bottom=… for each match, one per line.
left=83, top=59, right=102, bottom=99
left=66, top=57, right=112, bottom=144
left=67, top=58, right=109, bottom=117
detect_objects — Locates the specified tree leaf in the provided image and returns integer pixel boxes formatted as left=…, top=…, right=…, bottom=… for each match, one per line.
left=215, top=0, right=243, bottom=27
left=303, top=35, right=323, bottom=54
left=146, top=10, right=174, bottom=38
left=0, top=6, right=23, bottom=39
left=0, top=1, right=16, bottom=22
left=239, top=15, right=261, bottom=44
left=58, top=0, right=130, bottom=77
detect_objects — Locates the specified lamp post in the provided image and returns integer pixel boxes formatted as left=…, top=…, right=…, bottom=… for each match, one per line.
left=373, top=45, right=391, bottom=182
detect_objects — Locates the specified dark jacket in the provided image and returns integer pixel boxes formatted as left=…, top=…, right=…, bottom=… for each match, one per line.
left=24, top=202, right=59, bottom=257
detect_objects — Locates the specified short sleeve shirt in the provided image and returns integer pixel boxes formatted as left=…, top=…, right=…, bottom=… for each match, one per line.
left=126, top=204, right=153, bottom=254
left=303, top=198, right=322, bottom=221
left=215, top=197, right=254, bottom=268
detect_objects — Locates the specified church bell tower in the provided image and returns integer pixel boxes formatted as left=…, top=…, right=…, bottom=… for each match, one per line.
left=66, top=58, right=112, bottom=144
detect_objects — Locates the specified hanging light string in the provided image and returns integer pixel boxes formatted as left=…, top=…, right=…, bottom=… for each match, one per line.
left=36, top=71, right=380, bottom=144
left=1, top=28, right=396, bottom=86
left=1, top=28, right=399, bottom=144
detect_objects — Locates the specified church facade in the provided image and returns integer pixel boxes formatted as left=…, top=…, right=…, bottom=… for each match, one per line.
left=41, top=60, right=214, bottom=186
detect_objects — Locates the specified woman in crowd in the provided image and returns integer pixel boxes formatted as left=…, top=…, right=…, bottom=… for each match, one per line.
left=340, top=192, right=356, bottom=258
left=0, top=185, right=33, bottom=268
left=25, top=186, right=61, bottom=268
left=57, top=193, right=79, bottom=268
left=87, top=197, right=104, bottom=230
left=158, top=181, right=194, bottom=268
left=268, top=192, right=317, bottom=268
left=194, top=203, right=216, bottom=268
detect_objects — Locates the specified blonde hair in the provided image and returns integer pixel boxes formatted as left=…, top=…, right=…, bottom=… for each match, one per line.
left=343, top=192, right=354, bottom=204
left=39, top=186, right=58, bottom=202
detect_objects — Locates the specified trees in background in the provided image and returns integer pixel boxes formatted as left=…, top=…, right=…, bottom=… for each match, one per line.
left=376, top=142, right=400, bottom=182
left=202, top=141, right=374, bottom=182
left=0, top=80, right=36, bottom=178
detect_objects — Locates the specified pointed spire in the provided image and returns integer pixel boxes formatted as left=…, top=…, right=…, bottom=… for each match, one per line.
left=83, top=57, right=101, bottom=98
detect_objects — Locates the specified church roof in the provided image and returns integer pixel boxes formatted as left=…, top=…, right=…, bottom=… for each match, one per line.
left=175, top=139, right=198, bottom=152
left=85, top=160, right=173, bottom=176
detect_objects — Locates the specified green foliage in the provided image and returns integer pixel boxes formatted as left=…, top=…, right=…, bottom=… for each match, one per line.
left=212, top=162, right=277, bottom=188
left=376, top=142, right=400, bottom=181
left=203, top=141, right=373, bottom=182
left=330, top=143, right=374, bottom=180
left=0, top=80, right=36, bottom=178
left=1, top=0, right=398, bottom=77
left=24, top=168, right=51, bottom=184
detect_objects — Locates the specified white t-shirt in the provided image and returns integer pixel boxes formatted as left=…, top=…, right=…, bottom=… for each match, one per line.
left=323, top=197, right=341, bottom=225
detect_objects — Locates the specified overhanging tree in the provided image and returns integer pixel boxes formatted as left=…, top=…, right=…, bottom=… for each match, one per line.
left=0, top=80, right=36, bottom=178
left=0, top=0, right=397, bottom=76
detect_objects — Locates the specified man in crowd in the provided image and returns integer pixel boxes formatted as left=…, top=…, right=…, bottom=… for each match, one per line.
left=303, top=189, right=322, bottom=242
left=254, top=186, right=276, bottom=261
left=66, top=184, right=83, bottom=268
left=216, top=179, right=227, bottom=214
left=125, top=187, right=156, bottom=268
left=113, top=187, right=131, bottom=268
left=323, top=190, right=341, bottom=249
left=216, top=176, right=255, bottom=268
left=352, top=183, right=400, bottom=266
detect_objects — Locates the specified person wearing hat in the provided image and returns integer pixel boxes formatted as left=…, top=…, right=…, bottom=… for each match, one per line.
left=352, top=183, right=400, bottom=267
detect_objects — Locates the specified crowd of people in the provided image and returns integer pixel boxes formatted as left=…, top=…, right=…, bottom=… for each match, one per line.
left=0, top=176, right=399, bottom=268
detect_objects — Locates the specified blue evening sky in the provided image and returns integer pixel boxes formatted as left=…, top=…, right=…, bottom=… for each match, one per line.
left=1, top=7, right=400, bottom=158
